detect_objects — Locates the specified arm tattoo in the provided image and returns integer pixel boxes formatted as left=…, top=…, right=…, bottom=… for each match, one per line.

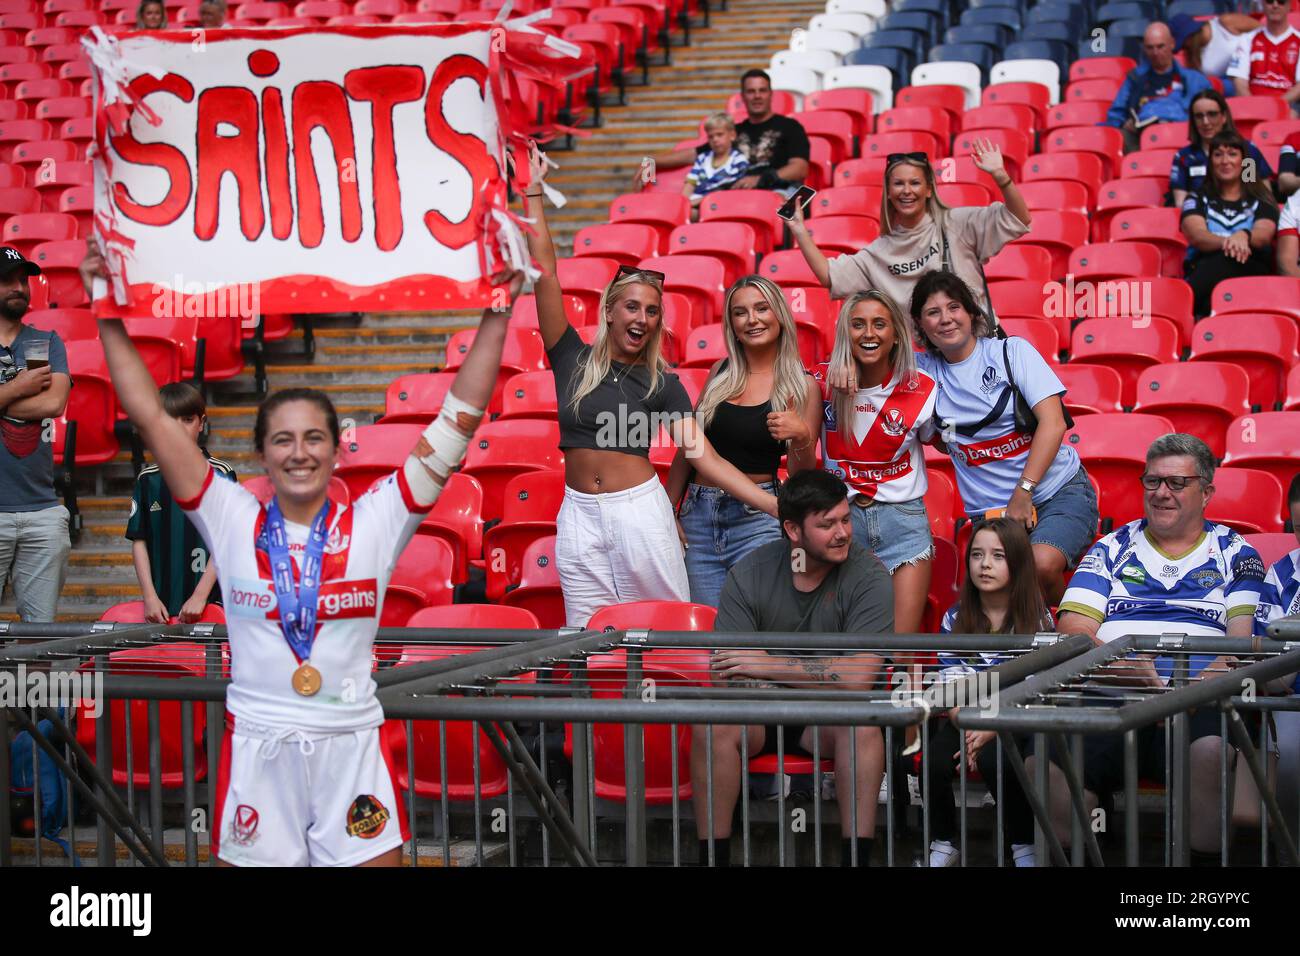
left=794, top=657, right=840, bottom=682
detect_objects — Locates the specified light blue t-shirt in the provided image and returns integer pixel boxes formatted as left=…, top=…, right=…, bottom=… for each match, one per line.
left=918, top=337, right=1079, bottom=515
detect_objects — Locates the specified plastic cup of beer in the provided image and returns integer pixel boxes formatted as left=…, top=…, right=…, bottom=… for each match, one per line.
left=25, top=339, right=49, bottom=371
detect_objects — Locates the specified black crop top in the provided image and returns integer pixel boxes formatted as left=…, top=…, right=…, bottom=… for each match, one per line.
left=706, top=400, right=784, bottom=475
left=546, top=325, right=693, bottom=457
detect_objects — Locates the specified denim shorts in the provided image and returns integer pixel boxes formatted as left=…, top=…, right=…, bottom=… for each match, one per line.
left=1028, top=466, right=1098, bottom=567
left=848, top=496, right=933, bottom=574
left=678, top=481, right=781, bottom=608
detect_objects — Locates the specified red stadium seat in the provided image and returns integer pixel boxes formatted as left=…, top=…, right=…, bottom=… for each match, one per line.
left=1246, top=533, right=1299, bottom=569
left=960, top=103, right=1039, bottom=136
left=0, top=184, right=37, bottom=216
left=0, top=46, right=36, bottom=66
left=501, top=535, right=565, bottom=628
left=354, top=0, right=405, bottom=15
left=10, top=139, right=77, bottom=175
left=678, top=321, right=726, bottom=369
left=609, top=192, right=690, bottom=249
left=32, top=94, right=86, bottom=122
left=1140, top=123, right=1191, bottom=151
left=809, top=185, right=881, bottom=219
left=835, top=156, right=888, bottom=188
left=935, top=182, right=994, bottom=206
left=0, top=119, right=52, bottom=161
left=1055, top=364, right=1124, bottom=416
left=588, top=599, right=717, bottom=632
left=1064, top=78, right=1122, bottom=103
left=1119, top=148, right=1179, bottom=180
left=757, top=248, right=824, bottom=288
left=415, top=471, right=482, bottom=586
left=510, top=292, right=588, bottom=331
left=1063, top=413, right=1177, bottom=525
left=572, top=222, right=661, bottom=265
left=1043, top=101, right=1110, bottom=131
left=74, top=644, right=209, bottom=788
left=926, top=469, right=957, bottom=541
left=1286, top=364, right=1300, bottom=411
left=25, top=305, right=92, bottom=339
left=482, top=469, right=565, bottom=601
left=860, top=130, right=945, bottom=161
left=951, top=127, right=1029, bottom=179
left=384, top=535, right=456, bottom=625
left=1132, top=362, right=1251, bottom=459
left=52, top=340, right=117, bottom=465
left=667, top=221, right=758, bottom=287
left=988, top=278, right=1068, bottom=342
left=923, top=537, right=960, bottom=633
left=235, top=1, right=290, bottom=20
left=406, top=604, right=541, bottom=630
left=23, top=28, right=75, bottom=49
left=378, top=371, right=456, bottom=426
left=1204, top=468, right=1285, bottom=535
left=895, top=84, right=966, bottom=127
left=1108, top=207, right=1187, bottom=278
left=1189, top=313, right=1300, bottom=411
left=696, top=189, right=783, bottom=254
left=1093, top=177, right=1167, bottom=242
left=638, top=254, right=726, bottom=328
left=980, top=82, right=1050, bottom=126
left=1010, top=209, right=1089, bottom=280
left=1042, top=125, right=1123, bottom=180
left=805, top=88, right=875, bottom=138
left=1253, top=119, right=1300, bottom=152
left=1000, top=318, right=1060, bottom=364
left=1210, top=276, right=1300, bottom=323
left=0, top=61, right=51, bottom=82
left=1, top=211, right=75, bottom=257
left=0, top=102, right=29, bottom=123
left=334, top=423, right=423, bottom=499
left=295, top=0, right=347, bottom=15
left=461, top=419, right=563, bottom=523
left=443, top=326, right=547, bottom=413
left=877, top=105, right=952, bottom=146
left=984, top=244, right=1052, bottom=283
left=801, top=214, right=878, bottom=257
left=805, top=137, right=836, bottom=191
left=1022, top=151, right=1104, bottom=205
left=1067, top=241, right=1162, bottom=282
left=796, top=109, right=856, bottom=165
left=1017, top=179, right=1090, bottom=216
left=1068, top=57, right=1135, bottom=83
left=1070, top=316, right=1181, bottom=407
left=1109, top=277, right=1192, bottom=350
left=498, top=370, right=558, bottom=422
left=1221, top=413, right=1300, bottom=521
left=0, top=12, right=40, bottom=29
left=28, top=237, right=84, bottom=307
left=1226, top=95, right=1291, bottom=138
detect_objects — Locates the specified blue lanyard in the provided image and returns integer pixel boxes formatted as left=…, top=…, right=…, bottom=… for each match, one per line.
left=263, top=498, right=330, bottom=662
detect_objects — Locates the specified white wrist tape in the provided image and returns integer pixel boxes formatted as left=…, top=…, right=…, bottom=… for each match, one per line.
left=420, top=392, right=484, bottom=481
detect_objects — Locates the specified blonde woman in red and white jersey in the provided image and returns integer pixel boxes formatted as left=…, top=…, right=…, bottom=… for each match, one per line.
left=813, top=290, right=937, bottom=633
left=80, top=241, right=523, bottom=867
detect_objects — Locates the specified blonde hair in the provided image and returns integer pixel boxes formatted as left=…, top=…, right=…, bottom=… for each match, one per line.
left=695, top=276, right=806, bottom=434
left=703, top=112, right=737, bottom=134
left=568, top=271, right=668, bottom=414
left=828, top=290, right=917, bottom=434
left=879, top=157, right=951, bottom=237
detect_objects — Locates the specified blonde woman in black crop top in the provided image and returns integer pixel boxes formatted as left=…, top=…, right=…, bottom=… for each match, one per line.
left=665, top=275, right=821, bottom=607
left=524, top=145, right=778, bottom=628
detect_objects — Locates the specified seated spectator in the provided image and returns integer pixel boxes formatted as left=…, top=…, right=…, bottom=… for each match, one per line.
left=1171, top=11, right=1263, bottom=87
left=1180, top=131, right=1280, bottom=317
left=1228, top=0, right=1300, bottom=112
left=1045, top=433, right=1269, bottom=866
left=135, top=0, right=167, bottom=28
left=1279, top=130, right=1299, bottom=197
left=1255, top=473, right=1300, bottom=639
left=198, top=0, right=226, bottom=27
left=639, top=69, right=810, bottom=197
left=682, top=113, right=750, bottom=218
left=692, top=469, right=893, bottom=867
left=790, top=148, right=1030, bottom=325
left=1106, top=22, right=1213, bottom=153
left=924, top=517, right=1050, bottom=868
left=1170, top=90, right=1274, bottom=208
left=1280, top=190, right=1300, bottom=276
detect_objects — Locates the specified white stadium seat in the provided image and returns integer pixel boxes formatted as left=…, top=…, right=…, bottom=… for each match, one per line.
left=910, top=61, right=982, bottom=110
left=827, top=0, right=885, bottom=18
left=991, top=58, right=1062, bottom=105
left=823, top=64, right=893, bottom=111
left=766, top=65, right=822, bottom=100
left=772, top=48, right=841, bottom=75
left=800, top=28, right=859, bottom=57
left=809, top=12, right=875, bottom=38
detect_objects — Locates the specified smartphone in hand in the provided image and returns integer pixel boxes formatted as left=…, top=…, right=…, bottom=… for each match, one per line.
left=777, top=185, right=817, bottom=221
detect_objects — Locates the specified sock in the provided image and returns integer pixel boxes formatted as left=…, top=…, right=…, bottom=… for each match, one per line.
left=699, top=838, right=730, bottom=867
left=841, top=837, right=873, bottom=867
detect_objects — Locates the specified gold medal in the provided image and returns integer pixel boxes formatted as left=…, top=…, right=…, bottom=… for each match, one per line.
left=293, top=663, right=322, bottom=697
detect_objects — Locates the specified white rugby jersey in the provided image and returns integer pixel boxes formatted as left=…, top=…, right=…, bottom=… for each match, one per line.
left=180, top=466, right=430, bottom=733
left=1255, top=545, right=1300, bottom=636
left=813, top=363, right=937, bottom=503
left=1061, top=519, right=1265, bottom=681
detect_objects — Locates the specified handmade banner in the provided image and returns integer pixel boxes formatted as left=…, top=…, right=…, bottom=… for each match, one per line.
left=84, top=22, right=579, bottom=317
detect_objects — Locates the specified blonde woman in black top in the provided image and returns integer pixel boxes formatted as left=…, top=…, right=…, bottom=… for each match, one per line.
left=666, top=275, right=821, bottom=607
left=524, top=145, right=777, bottom=627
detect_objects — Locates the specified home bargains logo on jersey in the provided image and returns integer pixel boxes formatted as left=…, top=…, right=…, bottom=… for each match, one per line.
left=951, top=431, right=1033, bottom=468
left=227, top=577, right=379, bottom=620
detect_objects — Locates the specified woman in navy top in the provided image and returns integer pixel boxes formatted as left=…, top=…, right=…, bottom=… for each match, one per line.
left=1170, top=90, right=1273, bottom=209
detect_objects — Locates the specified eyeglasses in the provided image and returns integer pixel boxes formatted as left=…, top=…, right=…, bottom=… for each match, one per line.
left=1139, top=474, right=1205, bottom=492
left=1192, top=109, right=1222, bottom=121
left=614, top=265, right=666, bottom=285
left=886, top=152, right=930, bottom=166
left=1263, top=0, right=1287, bottom=7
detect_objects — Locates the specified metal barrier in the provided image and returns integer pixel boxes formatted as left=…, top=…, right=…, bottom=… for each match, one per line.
left=3, top=622, right=1297, bottom=867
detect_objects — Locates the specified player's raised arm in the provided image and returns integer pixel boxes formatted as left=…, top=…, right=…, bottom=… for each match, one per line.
left=82, top=240, right=210, bottom=503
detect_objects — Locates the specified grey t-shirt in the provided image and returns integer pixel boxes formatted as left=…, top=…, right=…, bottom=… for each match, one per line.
left=715, top=539, right=895, bottom=640
left=0, top=324, right=69, bottom=512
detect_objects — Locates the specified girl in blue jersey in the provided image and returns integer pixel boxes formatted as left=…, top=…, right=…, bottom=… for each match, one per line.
left=909, top=271, right=1098, bottom=605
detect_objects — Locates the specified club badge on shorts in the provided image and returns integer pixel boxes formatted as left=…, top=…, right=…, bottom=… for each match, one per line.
left=346, top=794, right=390, bottom=839
left=230, top=804, right=260, bottom=847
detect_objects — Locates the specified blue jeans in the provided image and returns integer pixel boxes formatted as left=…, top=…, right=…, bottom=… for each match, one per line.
left=678, top=482, right=781, bottom=608
left=848, top=497, right=933, bottom=573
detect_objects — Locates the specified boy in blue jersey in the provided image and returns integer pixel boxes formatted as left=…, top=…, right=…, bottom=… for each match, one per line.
left=1035, top=434, right=1267, bottom=865
left=1255, top=473, right=1300, bottom=640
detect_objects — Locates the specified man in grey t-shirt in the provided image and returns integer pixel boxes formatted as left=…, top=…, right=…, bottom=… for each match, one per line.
left=691, top=470, right=894, bottom=866
left=0, top=246, right=71, bottom=622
